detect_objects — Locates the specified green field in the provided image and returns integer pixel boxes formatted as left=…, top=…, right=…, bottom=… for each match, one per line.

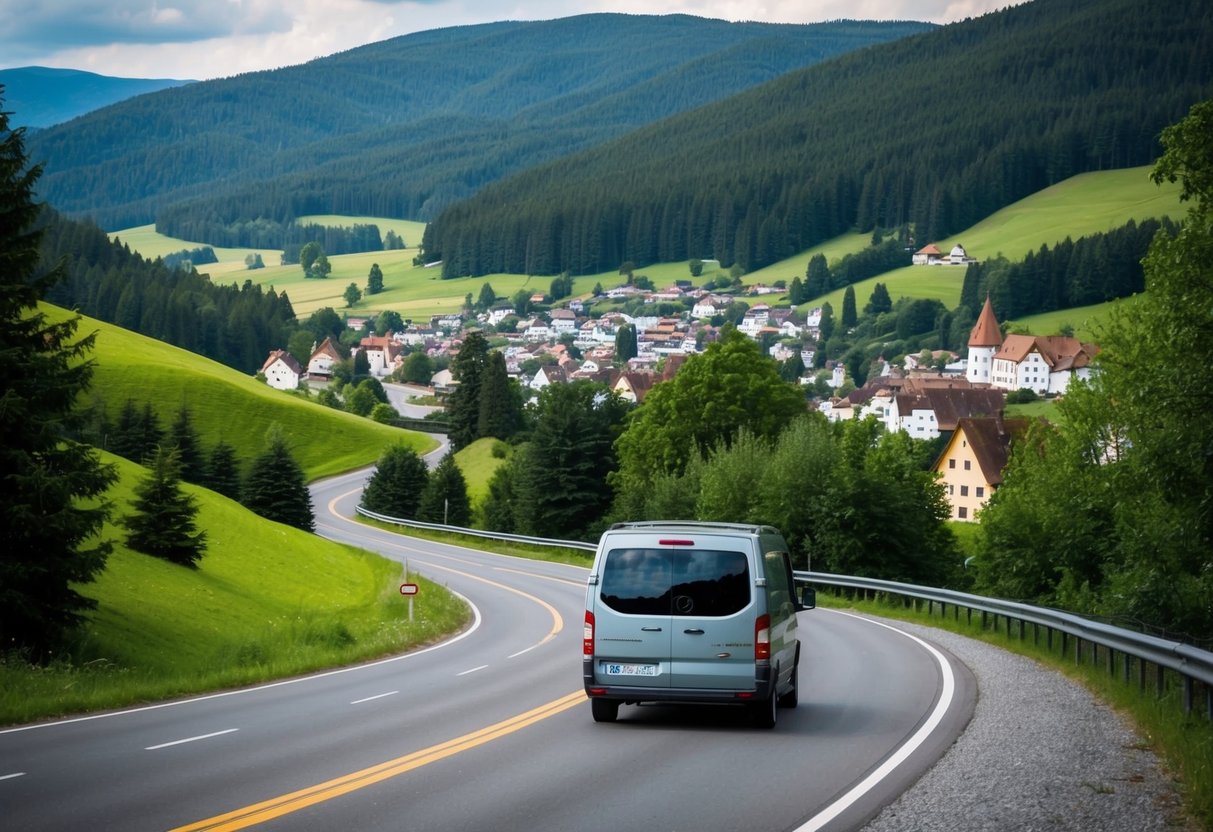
left=110, top=166, right=1182, bottom=323
left=49, top=304, right=437, bottom=479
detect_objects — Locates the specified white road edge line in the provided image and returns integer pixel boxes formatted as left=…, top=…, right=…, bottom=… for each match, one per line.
left=146, top=728, right=239, bottom=751
left=1, top=589, right=482, bottom=736
left=350, top=691, right=399, bottom=705
left=0, top=772, right=27, bottom=781
left=457, top=665, right=489, bottom=676
left=793, top=610, right=957, bottom=832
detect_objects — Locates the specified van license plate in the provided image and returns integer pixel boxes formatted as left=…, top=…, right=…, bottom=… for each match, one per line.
left=602, top=662, right=658, bottom=677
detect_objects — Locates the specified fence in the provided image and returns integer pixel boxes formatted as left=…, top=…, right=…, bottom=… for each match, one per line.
left=355, top=506, right=1213, bottom=720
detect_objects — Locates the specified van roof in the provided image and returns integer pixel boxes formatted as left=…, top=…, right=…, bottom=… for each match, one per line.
left=606, top=520, right=782, bottom=536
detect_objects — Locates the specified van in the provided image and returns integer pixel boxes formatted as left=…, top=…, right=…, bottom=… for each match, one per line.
left=582, top=521, right=814, bottom=728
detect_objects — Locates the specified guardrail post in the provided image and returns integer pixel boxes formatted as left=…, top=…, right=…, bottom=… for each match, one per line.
left=1075, top=636, right=1082, bottom=665
left=1184, top=677, right=1193, bottom=715
left=1156, top=664, right=1165, bottom=697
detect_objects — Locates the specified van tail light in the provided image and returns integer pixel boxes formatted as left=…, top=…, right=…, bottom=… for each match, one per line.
left=584, top=610, right=595, bottom=656
left=754, top=614, right=771, bottom=661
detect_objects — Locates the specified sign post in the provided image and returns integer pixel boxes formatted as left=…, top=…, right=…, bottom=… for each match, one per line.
left=400, top=582, right=419, bottom=621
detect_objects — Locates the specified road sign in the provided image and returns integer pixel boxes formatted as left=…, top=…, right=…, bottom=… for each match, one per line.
left=400, top=583, right=419, bottom=596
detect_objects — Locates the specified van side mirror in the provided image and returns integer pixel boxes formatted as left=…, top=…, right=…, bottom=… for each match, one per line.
left=798, top=585, right=816, bottom=611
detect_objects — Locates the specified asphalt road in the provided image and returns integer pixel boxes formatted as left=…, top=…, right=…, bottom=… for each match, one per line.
left=0, top=470, right=975, bottom=832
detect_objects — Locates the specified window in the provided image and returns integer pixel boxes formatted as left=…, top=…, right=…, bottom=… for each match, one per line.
left=948, top=459, right=956, bottom=469
left=976, top=486, right=985, bottom=498
left=600, top=548, right=750, bottom=617
left=958, top=507, right=968, bottom=519
left=960, top=485, right=969, bottom=496
left=964, top=460, right=971, bottom=470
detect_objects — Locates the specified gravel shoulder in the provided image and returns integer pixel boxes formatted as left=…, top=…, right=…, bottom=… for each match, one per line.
left=860, top=617, right=1196, bottom=832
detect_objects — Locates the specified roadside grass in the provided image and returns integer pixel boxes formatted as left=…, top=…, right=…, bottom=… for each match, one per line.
left=814, top=589, right=1212, bottom=829
left=50, top=305, right=436, bottom=479
left=0, top=453, right=471, bottom=727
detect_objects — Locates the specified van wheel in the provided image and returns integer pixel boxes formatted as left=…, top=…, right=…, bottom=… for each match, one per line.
left=751, top=687, right=777, bottom=729
left=778, top=665, right=799, bottom=709
left=591, top=698, right=619, bottom=723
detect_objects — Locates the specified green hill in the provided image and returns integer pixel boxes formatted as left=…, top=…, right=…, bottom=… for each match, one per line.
left=47, top=305, right=437, bottom=479
left=0, top=451, right=469, bottom=725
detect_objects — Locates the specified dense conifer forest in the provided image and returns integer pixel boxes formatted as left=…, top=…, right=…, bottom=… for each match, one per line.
left=23, top=15, right=930, bottom=232
left=421, top=0, right=1213, bottom=277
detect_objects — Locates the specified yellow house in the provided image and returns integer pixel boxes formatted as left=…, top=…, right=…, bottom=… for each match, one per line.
left=934, top=416, right=1029, bottom=521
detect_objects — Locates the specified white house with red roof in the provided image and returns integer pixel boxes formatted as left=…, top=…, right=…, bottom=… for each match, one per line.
left=260, top=349, right=302, bottom=390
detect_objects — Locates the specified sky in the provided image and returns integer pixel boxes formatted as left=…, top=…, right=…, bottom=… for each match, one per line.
left=0, top=0, right=1028, bottom=81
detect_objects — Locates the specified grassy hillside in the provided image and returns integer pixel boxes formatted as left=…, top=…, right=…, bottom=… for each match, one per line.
left=0, top=451, right=470, bottom=725
left=454, top=437, right=513, bottom=508
left=49, top=305, right=437, bottom=479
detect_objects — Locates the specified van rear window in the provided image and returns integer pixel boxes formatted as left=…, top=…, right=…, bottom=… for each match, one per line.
left=599, top=548, right=750, bottom=617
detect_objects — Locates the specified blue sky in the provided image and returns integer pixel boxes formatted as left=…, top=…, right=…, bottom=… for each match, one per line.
left=0, top=1, right=1027, bottom=81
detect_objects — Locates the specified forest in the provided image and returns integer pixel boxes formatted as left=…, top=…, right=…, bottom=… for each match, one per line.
left=23, top=16, right=930, bottom=233
left=420, top=0, right=1213, bottom=278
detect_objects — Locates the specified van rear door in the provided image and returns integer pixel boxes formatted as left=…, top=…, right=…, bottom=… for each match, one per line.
left=666, top=544, right=756, bottom=690
left=593, top=545, right=672, bottom=688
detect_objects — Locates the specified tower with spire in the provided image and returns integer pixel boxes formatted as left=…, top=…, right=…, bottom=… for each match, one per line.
left=966, top=296, right=1002, bottom=385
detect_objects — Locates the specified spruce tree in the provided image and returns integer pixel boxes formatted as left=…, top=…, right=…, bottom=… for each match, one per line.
left=361, top=444, right=429, bottom=518
left=169, top=405, right=205, bottom=483
left=446, top=331, right=489, bottom=451
left=204, top=441, right=242, bottom=500
left=477, top=351, right=520, bottom=440
left=123, top=447, right=207, bottom=568
left=0, top=104, right=117, bottom=654
left=241, top=427, right=314, bottom=531
left=417, top=453, right=471, bottom=526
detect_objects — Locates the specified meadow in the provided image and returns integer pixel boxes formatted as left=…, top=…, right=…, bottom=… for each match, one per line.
left=110, top=166, right=1183, bottom=327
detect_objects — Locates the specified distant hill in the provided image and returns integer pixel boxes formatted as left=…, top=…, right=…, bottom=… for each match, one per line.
left=0, top=66, right=193, bottom=129
left=20, top=15, right=934, bottom=230
left=422, top=0, right=1213, bottom=278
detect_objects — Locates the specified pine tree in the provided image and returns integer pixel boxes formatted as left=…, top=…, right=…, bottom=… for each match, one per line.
left=477, top=351, right=520, bottom=440
left=169, top=405, right=205, bottom=483
left=361, top=444, right=429, bottom=518
left=366, top=263, right=384, bottom=295
left=841, top=285, right=857, bottom=329
left=417, top=453, right=471, bottom=526
left=204, top=441, right=242, bottom=500
left=241, top=427, right=314, bottom=531
left=0, top=106, right=117, bottom=654
left=123, top=447, right=207, bottom=568
left=446, top=331, right=489, bottom=451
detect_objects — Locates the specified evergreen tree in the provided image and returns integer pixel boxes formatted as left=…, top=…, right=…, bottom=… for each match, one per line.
left=476, top=282, right=496, bottom=311
left=841, top=285, right=857, bottom=329
left=865, top=282, right=893, bottom=316
left=366, top=263, right=384, bottom=295
left=204, top=441, right=242, bottom=500
left=805, top=254, right=830, bottom=298
left=361, top=444, right=429, bottom=518
left=479, top=459, right=519, bottom=533
left=418, top=453, right=471, bottom=526
left=123, top=446, right=207, bottom=568
left=0, top=107, right=117, bottom=654
left=614, top=324, right=638, bottom=364
left=477, top=351, right=521, bottom=440
left=169, top=405, right=205, bottom=484
left=788, top=276, right=804, bottom=306
left=241, top=427, right=314, bottom=531
left=446, top=331, right=490, bottom=450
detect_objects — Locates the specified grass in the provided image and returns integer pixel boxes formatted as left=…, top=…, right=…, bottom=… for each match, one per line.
left=0, top=452, right=471, bottom=726
left=454, top=437, right=513, bottom=508
left=358, top=517, right=595, bottom=569
left=50, top=304, right=436, bottom=479
left=814, top=589, right=1212, bottom=830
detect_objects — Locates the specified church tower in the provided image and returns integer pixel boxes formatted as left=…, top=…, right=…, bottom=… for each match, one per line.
left=967, top=296, right=1002, bottom=385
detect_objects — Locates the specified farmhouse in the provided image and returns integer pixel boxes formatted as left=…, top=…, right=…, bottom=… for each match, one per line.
left=306, top=337, right=343, bottom=380
left=260, top=349, right=302, bottom=390
left=933, top=416, right=1030, bottom=521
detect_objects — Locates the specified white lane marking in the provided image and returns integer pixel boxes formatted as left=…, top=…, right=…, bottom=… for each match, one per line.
left=146, top=728, right=239, bottom=751
left=507, top=645, right=540, bottom=659
left=1, top=772, right=27, bottom=781
left=350, top=691, right=398, bottom=705
left=793, top=610, right=957, bottom=832
left=1, top=590, right=482, bottom=736
left=456, top=665, right=489, bottom=677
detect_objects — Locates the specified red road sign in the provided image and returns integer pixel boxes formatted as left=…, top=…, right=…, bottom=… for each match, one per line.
left=400, top=583, right=419, bottom=596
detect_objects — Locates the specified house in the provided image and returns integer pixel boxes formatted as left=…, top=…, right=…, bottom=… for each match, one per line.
left=306, top=337, right=343, bottom=380
left=966, top=296, right=1003, bottom=385
left=612, top=371, right=655, bottom=404
left=990, top=334, right=1098, bottom=396
left=355, top=334, right=402, bottom=377
left=949, top=243, right=976, bottom=265
left=912, top=244, right=945, bottom=265
left=886, top=386, right=1005, bottom=440
left=522, top=318, right=553, bottom=342
left=550, top=308, right=578, bottom=335
left=260, top=349, right=302, bottom=390
left=934, top=416, right=1030, bottom=522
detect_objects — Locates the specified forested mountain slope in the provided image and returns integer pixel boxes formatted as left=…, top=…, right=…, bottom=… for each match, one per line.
left=0, top=67, right=193, bottom=129
left=24, top=15, right=931, bottom=231
left=421, top=0, right=1213, bottom=278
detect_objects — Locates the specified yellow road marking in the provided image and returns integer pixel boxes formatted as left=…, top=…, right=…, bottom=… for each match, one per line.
left=172, top=691, right=587, bottom=831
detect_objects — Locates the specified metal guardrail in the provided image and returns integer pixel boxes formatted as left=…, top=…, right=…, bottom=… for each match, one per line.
left=795, top=571, right=1213, bottom=719
left=353, top=507, right=1212, bottom=719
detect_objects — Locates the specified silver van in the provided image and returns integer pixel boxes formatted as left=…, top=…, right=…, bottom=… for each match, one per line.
left=582, top=521, right=814, bottom=727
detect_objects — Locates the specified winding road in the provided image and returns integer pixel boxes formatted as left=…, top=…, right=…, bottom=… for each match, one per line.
left=0, top=467, right=976, bottom=832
